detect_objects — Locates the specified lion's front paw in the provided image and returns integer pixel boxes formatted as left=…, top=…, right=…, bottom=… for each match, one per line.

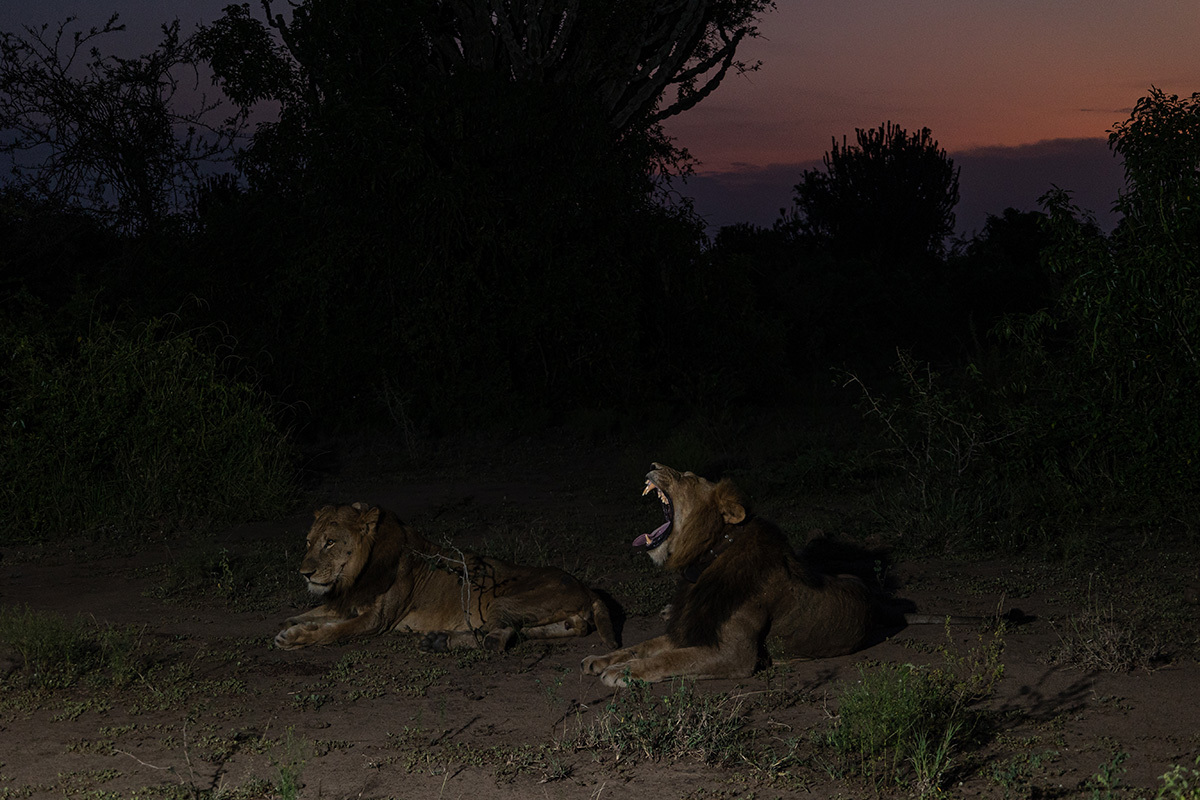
left=274, top=623, right=319, bottom=650
left=419, top=631, right=450, bottom=653
left=581, top=654, right=606, bottom=674
left=600, top=666, right=632, bottom=688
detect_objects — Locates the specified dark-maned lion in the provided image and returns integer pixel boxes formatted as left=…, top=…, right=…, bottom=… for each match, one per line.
left=582, top=463, right=876, bottom=685
left=275, top=503, right=617, bottom=652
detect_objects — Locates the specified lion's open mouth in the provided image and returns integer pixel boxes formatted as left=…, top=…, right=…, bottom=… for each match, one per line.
left=633, top=480, right=673, bottom=549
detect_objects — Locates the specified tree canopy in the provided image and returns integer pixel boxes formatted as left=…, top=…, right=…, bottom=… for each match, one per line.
left=789, top=122, right=960, bottom=262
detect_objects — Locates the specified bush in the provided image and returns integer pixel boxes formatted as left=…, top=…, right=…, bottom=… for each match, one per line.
left=821, top=629, right=1004, bottom=795
left=849, top=351, right=1026, bottom=553
left=0, top=317, right=296, bottom=540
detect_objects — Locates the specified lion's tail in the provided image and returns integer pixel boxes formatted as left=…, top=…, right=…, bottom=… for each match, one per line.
left=590, top=593, right=619, bottom=649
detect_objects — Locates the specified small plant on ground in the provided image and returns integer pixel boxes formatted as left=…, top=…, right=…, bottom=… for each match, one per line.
left=1049, top=594, right=1162, bottom=673
left=576, top=677, right=749, bottom=765
left=1158, top=757, right=1200, bottom=800
left=821, top=627, right=1004, bottom=795
left=1087, top=751, right=1128, bottom=800
left=273, top=726, right=306, bottom=800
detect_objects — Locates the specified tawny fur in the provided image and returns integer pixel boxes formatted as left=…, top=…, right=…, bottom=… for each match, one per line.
left=582, top=464, right=874, bottom=686
left=275, top=503, right=617, bottom=652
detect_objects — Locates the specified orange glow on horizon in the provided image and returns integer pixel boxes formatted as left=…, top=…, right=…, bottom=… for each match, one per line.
left=667, top=0, right=1200, bottom=174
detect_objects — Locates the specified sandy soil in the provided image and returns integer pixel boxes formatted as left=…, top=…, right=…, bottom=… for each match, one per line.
left=1, top=435, right=1198, bottom=799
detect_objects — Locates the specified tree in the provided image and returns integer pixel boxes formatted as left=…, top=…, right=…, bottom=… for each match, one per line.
left=181, top=0, right=777, bottom=424
left=1108, top=86, right=1200, bottom=245
left=789, top=122, right=960, bottom=262
left=995, top=88, right=1200, bottom=498
left=201, top=0, right=774, bottom=135
left=0, top=15, right=242, bottom=232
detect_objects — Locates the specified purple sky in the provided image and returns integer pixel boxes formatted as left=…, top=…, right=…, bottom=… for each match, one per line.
left=3, top=1, right=1197, bottom=237
left=665, top=1, right=1199, bottom=235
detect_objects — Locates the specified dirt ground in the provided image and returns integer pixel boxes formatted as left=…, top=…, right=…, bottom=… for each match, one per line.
left=1, top=432, right=1198, bottom=799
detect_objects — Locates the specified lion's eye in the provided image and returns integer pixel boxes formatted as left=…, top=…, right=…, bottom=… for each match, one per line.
left=323, top=539, right=336, bottom=549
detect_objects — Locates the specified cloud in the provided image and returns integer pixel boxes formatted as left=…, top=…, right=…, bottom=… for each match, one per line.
left=678, top=138, right=1125, bottom=238
left=952, top=138, right=1124, bottom=236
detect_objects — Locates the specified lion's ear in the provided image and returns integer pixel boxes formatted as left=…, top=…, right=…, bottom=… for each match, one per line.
left=357, top=505, right=382, bottom=538
left=314, top=505, right=334, bottom=519
left=715, top=479, right=747, bottom=525
left=351, top=501, right=368, bottom=511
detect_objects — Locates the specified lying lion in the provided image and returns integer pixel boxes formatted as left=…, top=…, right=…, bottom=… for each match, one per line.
left=275, top=502, right=617, bottom=652
left=582, top=463, right=878, bottom=686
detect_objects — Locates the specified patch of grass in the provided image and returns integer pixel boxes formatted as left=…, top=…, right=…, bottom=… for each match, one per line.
left=272, top=726, right=305, bottom=800
left=576, top=678, right=749, bottom=765
left=1050, top=596, right=1163, bottom=673
left=0, top=605, right=150, bottom=691
left=820, top=627, right=1005, bottom=796
left=385, top=726, right=567, bottom=783
left=990, top=748, right=1060, bottom=799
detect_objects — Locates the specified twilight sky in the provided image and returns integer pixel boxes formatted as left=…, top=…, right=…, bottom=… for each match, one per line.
left=668, top=0, right=1200, bottom=235
left=3, top=1, right=1198, bottom=237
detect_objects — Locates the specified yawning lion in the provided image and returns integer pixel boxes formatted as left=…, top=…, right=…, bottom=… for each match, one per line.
left=582, top=463, right=876, bottom=685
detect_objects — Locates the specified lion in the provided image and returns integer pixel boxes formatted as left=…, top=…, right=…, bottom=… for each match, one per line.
left=581, top=463, right=879, bottom=686
left=275, top=502, right=617, bottom=652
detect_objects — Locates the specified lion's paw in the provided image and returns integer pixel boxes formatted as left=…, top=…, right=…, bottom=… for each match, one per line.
left=581, top=655, right=604, bottom=674
left=274, top=623, right=319, bottom=650
left=600, top=666, right=631, bottom=688
left=419, top=631, right=450, bottom=653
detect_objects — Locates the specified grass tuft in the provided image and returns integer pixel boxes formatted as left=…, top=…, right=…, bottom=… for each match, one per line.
left=0, top=605, right=149, bottom=691
left=577, top=678, right=749, bottom=765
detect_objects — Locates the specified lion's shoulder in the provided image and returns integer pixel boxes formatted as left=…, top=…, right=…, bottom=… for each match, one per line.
left=667, top=518, right=791, bottom=648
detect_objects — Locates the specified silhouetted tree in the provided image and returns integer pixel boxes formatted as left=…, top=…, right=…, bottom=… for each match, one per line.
left=789, top=122, right=960, bottom=262
left=184, top=0, right=776, bottom=425
left=0, top=16, right=241, bottom=232
left=1109, top=86, right=1200, bottom=244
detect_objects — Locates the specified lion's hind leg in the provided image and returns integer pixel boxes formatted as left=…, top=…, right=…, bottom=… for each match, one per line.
left=522, top=612, right=592, bottom=641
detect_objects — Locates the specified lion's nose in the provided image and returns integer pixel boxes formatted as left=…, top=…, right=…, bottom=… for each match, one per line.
left=300, top=568, right=315, bottom=580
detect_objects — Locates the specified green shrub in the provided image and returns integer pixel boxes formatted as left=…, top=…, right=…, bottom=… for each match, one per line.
left=1158, top=757, right=1200, bottom=800
left=991, top=90, right=1200, bottom=504
left=822, top=629, right=1004, bottom=795
left=0, top=317, right=296, bottom=540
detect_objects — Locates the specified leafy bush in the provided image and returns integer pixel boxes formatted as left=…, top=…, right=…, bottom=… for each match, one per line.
left=0, top=317, right=296, bottom=540
left=849, top=351, right=1025, bottom=553
left=994, top=90, right=1200, bottom=502
left=821, top=629, right=1004, bottom=795
left=1158, top=758, right=1200, bottom=800
left=855, top=89, right=1200, bottom=555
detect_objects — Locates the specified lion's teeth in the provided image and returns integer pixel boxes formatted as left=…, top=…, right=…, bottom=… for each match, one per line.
left=657, top=489, right=667, bottom=504
left=642, top=482, right=654, bottom=496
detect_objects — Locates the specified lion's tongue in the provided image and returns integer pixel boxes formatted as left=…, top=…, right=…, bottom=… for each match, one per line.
left=633, top=520, right=671, bottom=549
